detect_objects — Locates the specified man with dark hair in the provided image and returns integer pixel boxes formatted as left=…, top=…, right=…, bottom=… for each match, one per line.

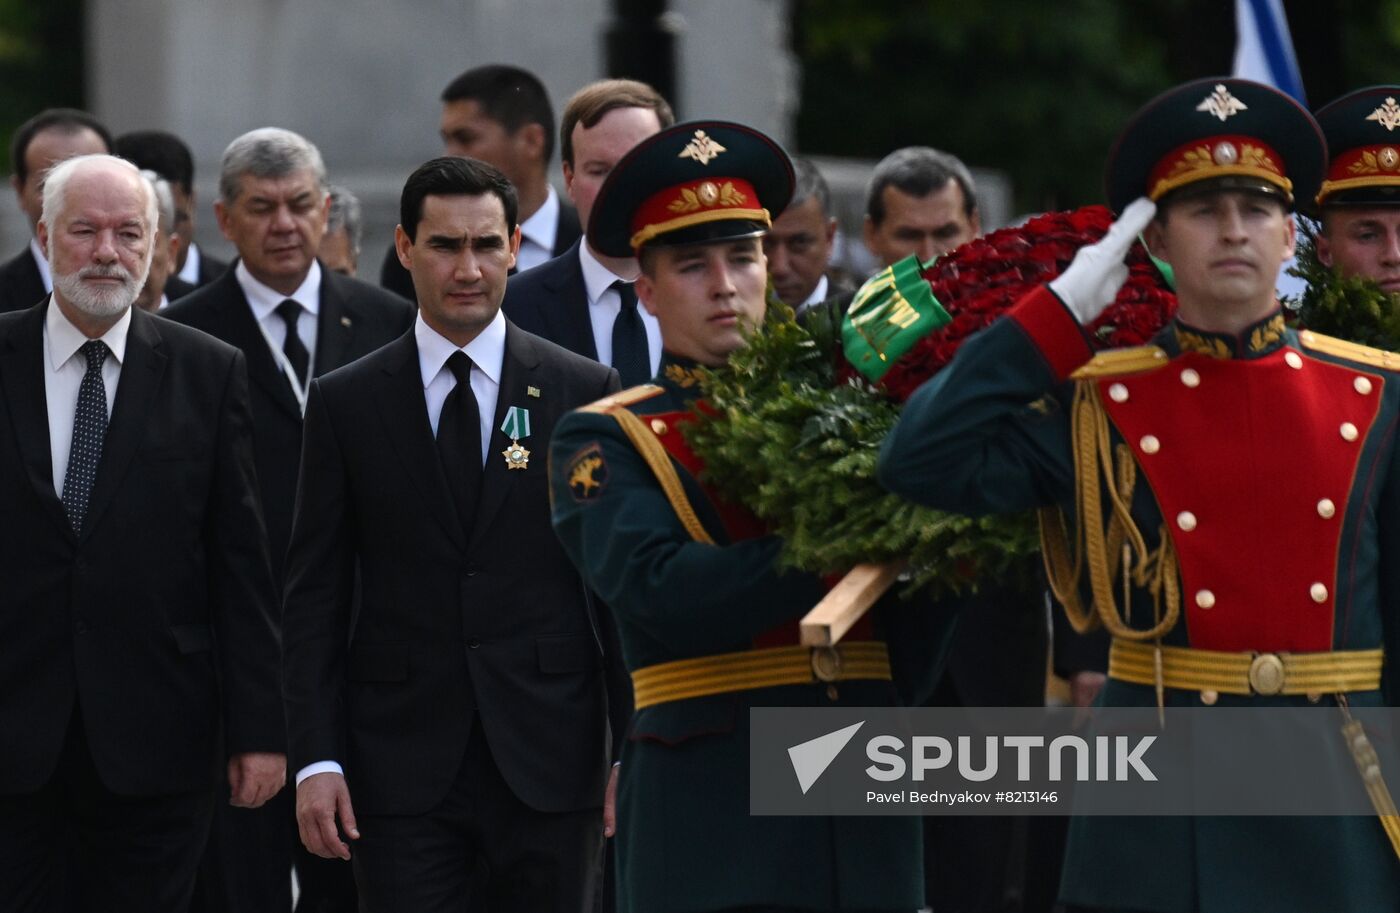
left=881, top=77, right=1400, bottom=913
left=0, top=108, right=110, bottom=313
left=380, top=64, right=582, bottom=302
left=504, top=78, right=673, bottom=386
left=0, top=152, right=284, bottom=913
left=765, top=156, right=851, bottom=311
left=863, top=145, right=981, bottom=268
left=284, top=154, right=621, bottom=912
left=112, top=129, right=230, bottom=289
left=165, top=127, right=411, bottom=913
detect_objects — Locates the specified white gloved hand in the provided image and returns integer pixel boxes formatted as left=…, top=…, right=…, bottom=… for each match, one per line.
left=1048, top=197, right=1157, bottom=325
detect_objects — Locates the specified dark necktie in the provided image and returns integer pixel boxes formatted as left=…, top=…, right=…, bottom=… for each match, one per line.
left=437, top=351, right=483, bottom=537
left=62, top=340, right=110, bottom=533
left=610, top=279, right=650, bottom=388
left=276, top=299, right=310, bottom=390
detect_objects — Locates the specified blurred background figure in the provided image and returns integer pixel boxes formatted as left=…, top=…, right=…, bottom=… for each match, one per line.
left=319, top=185, right=362, bottom=277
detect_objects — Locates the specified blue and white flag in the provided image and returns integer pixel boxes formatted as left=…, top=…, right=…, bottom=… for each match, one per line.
left=1234, top=0, right=1308, bottom=299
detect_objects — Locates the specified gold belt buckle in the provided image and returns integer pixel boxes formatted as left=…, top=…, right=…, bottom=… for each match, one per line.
left=1248, top=652, right=1286, bottom=696
left=811, top=646, right=843, bottom=682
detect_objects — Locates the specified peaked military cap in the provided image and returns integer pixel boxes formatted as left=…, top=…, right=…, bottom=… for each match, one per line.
left=1314, top=86, right=1400, bottom=207
left=587, top=120, right=795, bottom=258
left=1105, top=77, right=1325, bottom=214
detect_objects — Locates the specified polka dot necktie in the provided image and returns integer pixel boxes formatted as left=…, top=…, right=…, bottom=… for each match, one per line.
left=61, top=340, right=110, bottom=533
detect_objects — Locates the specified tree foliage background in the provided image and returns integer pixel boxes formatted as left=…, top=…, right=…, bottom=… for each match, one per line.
left=0, top=0, right=84, bottom=173
left=794, top=0, right=1400, bottom=214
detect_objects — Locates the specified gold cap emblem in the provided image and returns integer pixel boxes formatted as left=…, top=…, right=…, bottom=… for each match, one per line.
left=1381, top=147, right=1400, bottom=171
left=679, top=129, right=727, bottom=165
left=1212, top=141, right=1239, bottom=165
left=697, top=181, right=720, bottom=205
left=1367, top=97, right=1400, bottom=132
left=1196, top=84, right=1248, bottom=122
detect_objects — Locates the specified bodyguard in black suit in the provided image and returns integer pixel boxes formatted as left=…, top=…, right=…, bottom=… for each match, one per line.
left=285, top=156, right=619, bottom=913
left=0, top=155, right=285, bottom=912
left=166, top=128, right=410, bottom=913
left=1, top=109, right=112, bottom=314
left=503, top=79, right=675, bottom=390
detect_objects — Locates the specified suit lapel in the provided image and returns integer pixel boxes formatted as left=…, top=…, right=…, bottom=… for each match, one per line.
left=212, top=268, right=302, bottom=420
left=0, top=302, right=70, bottom=538
left=82, top=308, right=168, bottom=540
left=553, top=202, right=582, bottom=256
left=313, top=267, right=359, bottom=375
left=467, top=322, right=541, bottom=550
left=541, top=242, right=598, bottom=360
left=374, top=332, right=467, bottom=551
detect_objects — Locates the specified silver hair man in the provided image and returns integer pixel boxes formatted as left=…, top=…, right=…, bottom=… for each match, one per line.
left=218, top=127, right=328, bottom=204
left=42, top=153, right=156, bottom=317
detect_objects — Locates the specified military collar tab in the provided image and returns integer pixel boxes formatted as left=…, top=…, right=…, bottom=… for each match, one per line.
left=657, top=352, right=708, bottom=394
left=1171, top=310, right=1287, bottom=360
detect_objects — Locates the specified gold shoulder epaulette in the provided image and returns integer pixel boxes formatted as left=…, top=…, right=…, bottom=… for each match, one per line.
left=1070, top=346, right=1169, bottom=380
left=578, top=383, right=666, bottom=414
left=1298, top=330, right=1400, bottom=371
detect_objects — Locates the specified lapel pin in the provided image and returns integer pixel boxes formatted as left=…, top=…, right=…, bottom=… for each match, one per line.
left=340, top=316, right=353, bottom=327
left=527, top=385, right=541, bottom=398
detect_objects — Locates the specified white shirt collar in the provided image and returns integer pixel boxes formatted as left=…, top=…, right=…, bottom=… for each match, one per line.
left=798, top=274, right=830, bottom=313
left=578, top=241, right=637, bottom=305
left=520, top=186, right=560, bottom=255
left=235, top=259, right=322, bottom=321
left=415, top=308, right=506, bottom=389
left=177, top=242, right=203, bottom=284
left=29, top=237, right=52, bottom=294
left=45, top=295, right=131, bottom=371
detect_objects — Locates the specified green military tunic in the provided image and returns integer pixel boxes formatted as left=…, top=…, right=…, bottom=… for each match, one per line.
left=550, top=352, right=953, bottom=913
left=879, top=286, right=1400, bottom=913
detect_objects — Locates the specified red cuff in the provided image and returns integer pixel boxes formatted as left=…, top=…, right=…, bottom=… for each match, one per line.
left=1008, top=286, right=1094, bottom=382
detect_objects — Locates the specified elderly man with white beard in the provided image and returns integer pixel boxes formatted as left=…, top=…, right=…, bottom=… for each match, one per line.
left=0, top=154, right=284, bottom=913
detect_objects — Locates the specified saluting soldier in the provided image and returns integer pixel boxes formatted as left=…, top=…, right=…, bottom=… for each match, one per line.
left=548, top=121, right=952, bottom=913
left=880, top=78, right=1400, bottom=912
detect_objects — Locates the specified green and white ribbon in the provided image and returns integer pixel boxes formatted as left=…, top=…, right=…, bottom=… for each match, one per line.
left=501, top=406, right=531, bottom=440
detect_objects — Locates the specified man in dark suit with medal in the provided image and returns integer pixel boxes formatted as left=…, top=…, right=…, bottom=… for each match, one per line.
left=283, top=155, right=621, bottom=912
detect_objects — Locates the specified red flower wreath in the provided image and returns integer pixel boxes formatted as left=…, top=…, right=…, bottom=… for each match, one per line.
left=862, top=205, right=1178, bottom=403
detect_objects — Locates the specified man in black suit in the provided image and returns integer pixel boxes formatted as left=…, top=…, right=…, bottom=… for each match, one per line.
left=503, top=79, right=672, bottom=387
left=113, top=130, right=230, bottom=292
left=285, top=156, right=619, bottom=912
left=0, top=154, right=284, bottom=912
left=380, top=64, right=582, bottom=302
left=0, top=109, right=111, bottom=314
left=165, top=127, right=412, bottom=913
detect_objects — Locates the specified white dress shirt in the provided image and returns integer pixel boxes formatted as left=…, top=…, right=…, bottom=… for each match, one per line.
left=796, top=274, right=831, bottom=316
left=235, top=259, right=321, bottom=383
left=578, top=242, right=662, bottom=377
left=176, top=242, right=206, bottom=285
left=516, top=186, right=560, bottom=274
left=44, top=298, right=129, bottom=497
left=29, top=238, right=52, bottom=294
left=295, top=308, right=507, bottom=788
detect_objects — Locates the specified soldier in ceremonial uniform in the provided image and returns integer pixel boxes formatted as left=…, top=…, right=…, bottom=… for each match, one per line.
left=1313, top=86, right=1400, bottom=289
left=548, top=121, right=952, bottom=913
left=880, top=78, right=1400, bottom=912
